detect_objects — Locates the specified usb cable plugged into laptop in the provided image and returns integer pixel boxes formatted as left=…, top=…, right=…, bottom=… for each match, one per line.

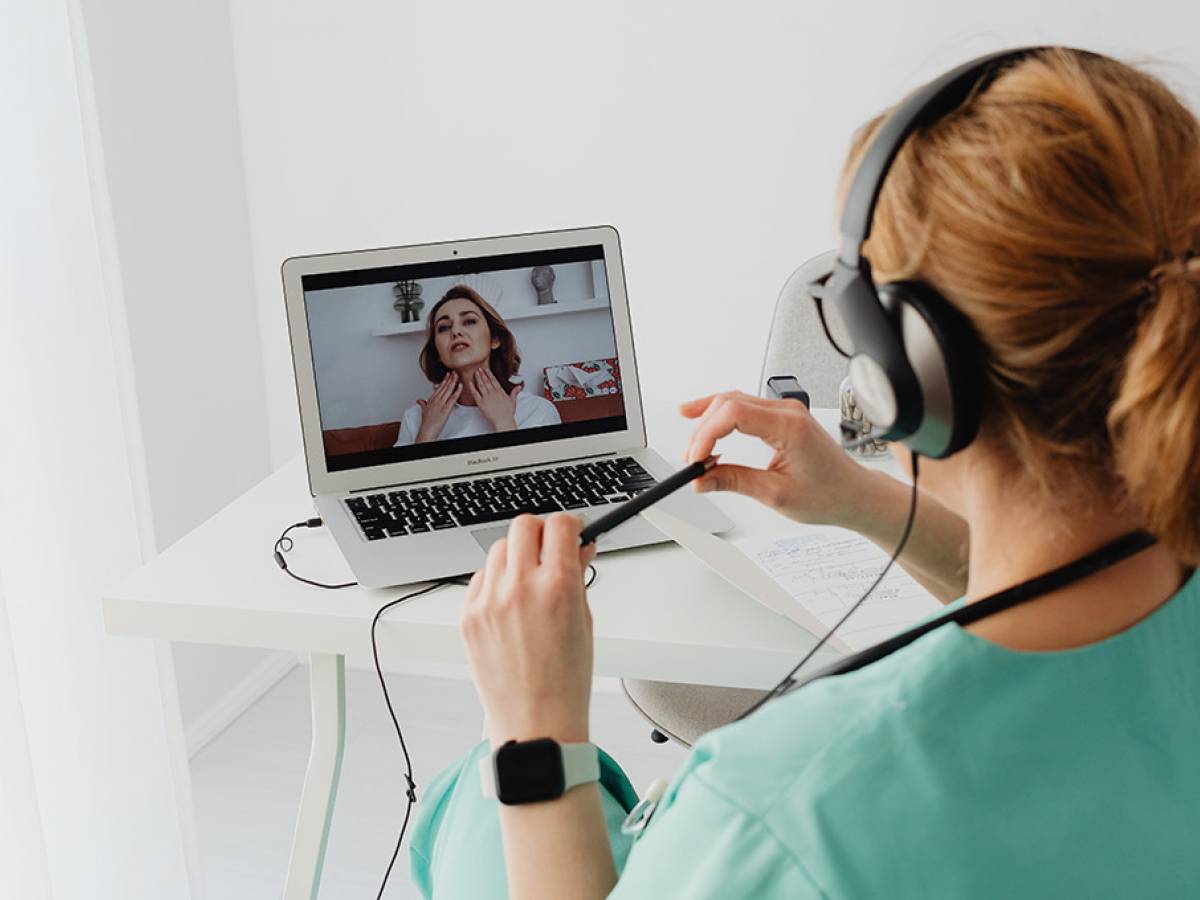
left=271, top=515, right=453, bottom=898
left=273, top=517, right=358, bottom=589
left=271, top=515, right=595, bottom=898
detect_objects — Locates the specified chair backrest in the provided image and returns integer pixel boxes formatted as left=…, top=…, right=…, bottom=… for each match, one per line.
left=757, top=249, right=845, bottom=407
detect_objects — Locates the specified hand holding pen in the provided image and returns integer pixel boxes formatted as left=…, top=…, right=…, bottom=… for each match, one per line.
left=679, top=391, right=876, bottom=527
left=579, top=385, right=870, bottom=546
left=578, top=456, right=718, bottom=545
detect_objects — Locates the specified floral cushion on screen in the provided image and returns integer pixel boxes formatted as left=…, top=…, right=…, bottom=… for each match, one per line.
left=542, top=358, right=622, bottom=401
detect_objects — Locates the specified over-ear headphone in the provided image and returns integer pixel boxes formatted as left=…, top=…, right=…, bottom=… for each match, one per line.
left=810, top=47, right=1048, bottom=459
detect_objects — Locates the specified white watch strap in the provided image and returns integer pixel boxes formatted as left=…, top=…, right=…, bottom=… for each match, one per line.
left=479, top=741, right=600, bottom=800
left=480, top=755, right=495, bottom=798
left=561, top=741, right=601, bottom=791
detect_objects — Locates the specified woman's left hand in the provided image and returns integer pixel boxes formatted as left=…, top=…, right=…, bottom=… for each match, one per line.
left=462, top=514, right=597, bottom=746
left=473, top=367, right=520, bottom=432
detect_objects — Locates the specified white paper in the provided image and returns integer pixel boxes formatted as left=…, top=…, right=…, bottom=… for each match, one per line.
left=734, top=527, right=942, bottom=652
left=639, top=506, right=853, bottom=654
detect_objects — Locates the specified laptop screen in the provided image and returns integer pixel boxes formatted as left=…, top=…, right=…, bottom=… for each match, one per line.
left=301, top=244, right=629, bottom=474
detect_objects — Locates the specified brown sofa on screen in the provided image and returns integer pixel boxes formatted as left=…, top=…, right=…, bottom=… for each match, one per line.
left=549, top=394, right=624, bottom=424
left=320, top=394, right=624, bottom=458
left=322, top=422, right=401, bottom=458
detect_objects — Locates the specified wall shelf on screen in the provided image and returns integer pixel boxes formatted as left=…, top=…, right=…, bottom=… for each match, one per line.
left=371, top=297, right=606, bottom=337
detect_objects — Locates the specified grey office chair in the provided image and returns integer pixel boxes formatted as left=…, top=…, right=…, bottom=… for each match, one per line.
left=621, top=250, right=845, bottom=747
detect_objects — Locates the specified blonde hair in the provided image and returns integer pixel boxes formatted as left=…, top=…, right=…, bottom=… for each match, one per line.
left=846, top=49, right=1200, bottom=563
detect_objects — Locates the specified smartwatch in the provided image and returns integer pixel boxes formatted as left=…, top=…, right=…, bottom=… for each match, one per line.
left=479, top=738, right=600, bottom=805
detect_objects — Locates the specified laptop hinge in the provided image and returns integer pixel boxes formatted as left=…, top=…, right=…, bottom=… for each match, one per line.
left=347, top=450, right=621, bottom=494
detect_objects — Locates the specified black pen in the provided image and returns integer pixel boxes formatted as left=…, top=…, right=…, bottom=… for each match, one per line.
left=579, top=456, right=719, bottom=546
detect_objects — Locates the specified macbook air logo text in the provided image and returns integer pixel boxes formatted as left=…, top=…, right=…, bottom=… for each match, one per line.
left=467, top=455, right=499, bottom=466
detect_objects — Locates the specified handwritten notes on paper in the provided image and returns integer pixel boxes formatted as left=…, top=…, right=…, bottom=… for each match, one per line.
left=735, top=528, right=942, bottom=652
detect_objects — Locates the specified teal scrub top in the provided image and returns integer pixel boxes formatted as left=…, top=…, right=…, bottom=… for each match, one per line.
left=412, top=567, right=1200, bottom=898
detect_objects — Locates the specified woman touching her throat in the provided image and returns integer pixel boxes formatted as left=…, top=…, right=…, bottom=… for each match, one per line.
left=394, top=285, right=560, bottom=447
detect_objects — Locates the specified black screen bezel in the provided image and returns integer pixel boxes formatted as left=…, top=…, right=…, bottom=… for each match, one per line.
left=303, top=244, right=627, bottom=475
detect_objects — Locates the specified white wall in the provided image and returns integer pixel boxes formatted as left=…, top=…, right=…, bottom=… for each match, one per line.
left=79, top=0, right=270, bottom=548
left=1, top=1, right=193, bottom=894
left=0, top=579, right=52, bottom=899
left=226, top=0, right=1200, bottom=468
left=76, top=0, right=283, bottom=745
left=307, top=260, right=617, bottom=428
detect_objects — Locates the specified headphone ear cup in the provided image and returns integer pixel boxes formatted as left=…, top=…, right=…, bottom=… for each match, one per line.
left=877, top=281, right=983, bottom=458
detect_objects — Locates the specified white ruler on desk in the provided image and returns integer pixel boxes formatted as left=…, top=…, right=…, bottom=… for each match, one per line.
left=642, top=506, right=941, bottom=655
left=640, top=506, right=854, bottom=655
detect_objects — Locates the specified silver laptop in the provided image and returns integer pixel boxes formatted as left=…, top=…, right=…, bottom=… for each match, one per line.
left=281, top=226, right=732, bottom=588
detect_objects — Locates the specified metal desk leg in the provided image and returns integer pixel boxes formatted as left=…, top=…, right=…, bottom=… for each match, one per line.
left=284, top=653, right=346, bottom=900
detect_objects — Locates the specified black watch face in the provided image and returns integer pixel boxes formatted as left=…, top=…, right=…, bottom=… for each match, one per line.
left=494, top=739, right=566, bottom=805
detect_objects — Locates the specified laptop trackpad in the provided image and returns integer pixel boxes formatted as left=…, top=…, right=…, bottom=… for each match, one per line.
left=470, top=525, right=510, bottom=553
left=470, top=508, right=621, bottom=554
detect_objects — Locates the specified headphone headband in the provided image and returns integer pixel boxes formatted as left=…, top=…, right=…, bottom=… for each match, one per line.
left=839, top=47, right=1041, bottom=265
left=819, top=46, right=1085, bottom=458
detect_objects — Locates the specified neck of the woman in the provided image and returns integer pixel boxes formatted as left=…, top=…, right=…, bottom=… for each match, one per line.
left=453, top=363, right=487, bottom=407
left=960, top=471, right=1186, bottom=651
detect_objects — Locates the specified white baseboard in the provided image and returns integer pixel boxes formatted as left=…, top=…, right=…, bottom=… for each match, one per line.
left=185, top=650, right=299, bottom=759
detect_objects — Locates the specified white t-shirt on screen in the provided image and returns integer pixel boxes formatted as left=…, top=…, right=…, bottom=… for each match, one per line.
left=394, top=392, right=561, bottom=447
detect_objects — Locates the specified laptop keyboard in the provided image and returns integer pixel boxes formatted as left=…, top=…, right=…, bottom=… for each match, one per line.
left=345, top=456, right=658, bottom=542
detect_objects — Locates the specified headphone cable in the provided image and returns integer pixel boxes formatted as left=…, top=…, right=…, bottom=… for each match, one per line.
left=737, top=452, right=920, bottom=720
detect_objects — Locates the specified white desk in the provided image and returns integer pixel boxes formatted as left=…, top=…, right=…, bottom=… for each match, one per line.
left=103, top=408, right=895, bottom=899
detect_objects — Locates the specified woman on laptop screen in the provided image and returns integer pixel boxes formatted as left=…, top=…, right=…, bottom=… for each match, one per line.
left=394, top=285, right=561, bottom=445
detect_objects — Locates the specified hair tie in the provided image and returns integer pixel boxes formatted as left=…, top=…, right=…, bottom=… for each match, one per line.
left=1147, top=248, right=1200, bottom=286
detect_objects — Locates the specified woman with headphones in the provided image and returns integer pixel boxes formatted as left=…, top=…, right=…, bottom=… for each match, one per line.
left=410, top=48, right=1200, bottom=897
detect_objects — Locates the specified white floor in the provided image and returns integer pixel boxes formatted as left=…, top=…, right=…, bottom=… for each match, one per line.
left=190, top=665, right=687, bottom=899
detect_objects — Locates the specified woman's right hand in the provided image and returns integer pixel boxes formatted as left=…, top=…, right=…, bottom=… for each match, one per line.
left=415, top=372, right=462, bottom=443
left=683, top=391, right=876, bottom=528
